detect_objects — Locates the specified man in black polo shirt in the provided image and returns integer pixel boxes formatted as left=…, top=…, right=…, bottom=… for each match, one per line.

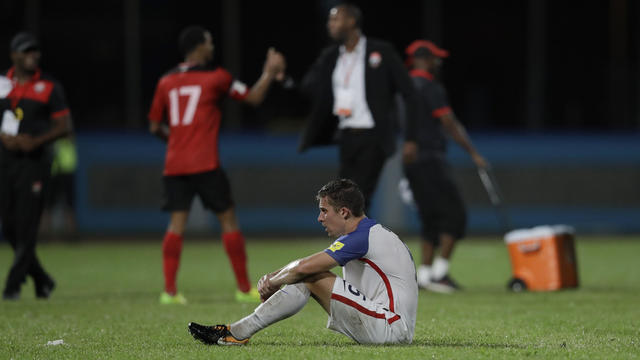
left=0, top=32, right=72, bottom=300
left=403, top=40, right=487, bottom=293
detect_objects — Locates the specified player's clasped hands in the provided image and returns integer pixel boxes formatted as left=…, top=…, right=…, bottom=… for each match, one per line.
left=264, top=47, right=286, bottom=81
left=257, top=273, right=280, bottom=302
left=0, top=133, right=38, bottom=152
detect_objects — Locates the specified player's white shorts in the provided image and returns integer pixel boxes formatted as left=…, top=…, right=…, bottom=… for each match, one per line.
left=327, top=276, right=411, bottom=344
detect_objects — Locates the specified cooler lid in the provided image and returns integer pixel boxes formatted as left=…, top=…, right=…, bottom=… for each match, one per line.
left=504, top=225, right=575, bottom=244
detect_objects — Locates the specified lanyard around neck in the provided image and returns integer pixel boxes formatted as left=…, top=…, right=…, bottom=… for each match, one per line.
left=340, top=49, right=360, bottom=87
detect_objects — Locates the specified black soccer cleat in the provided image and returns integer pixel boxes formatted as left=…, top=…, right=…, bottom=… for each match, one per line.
left=188, top=322, right=249, bottom=346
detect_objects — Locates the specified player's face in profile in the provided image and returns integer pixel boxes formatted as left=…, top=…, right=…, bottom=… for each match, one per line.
left=317, top=196, right=346, bottom=237
left=202, top=32, right=214, bottom=62
left=11, top=50, right=40, bottom=72
left=327, top=7, right=349, bottom=42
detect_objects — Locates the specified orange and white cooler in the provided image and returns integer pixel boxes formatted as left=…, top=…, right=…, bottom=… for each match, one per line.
left=504, top=225, right=579, bottom=291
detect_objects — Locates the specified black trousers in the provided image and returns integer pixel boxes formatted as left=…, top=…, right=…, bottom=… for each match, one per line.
left=403, top=155, right=467, bottom=244
left=338, top=129, right=388, bottom=210
left=0, top=156, right=51, bottom=295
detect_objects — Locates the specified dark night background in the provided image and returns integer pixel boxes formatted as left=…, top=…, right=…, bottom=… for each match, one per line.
left=1, top=0, right=639, bottom=133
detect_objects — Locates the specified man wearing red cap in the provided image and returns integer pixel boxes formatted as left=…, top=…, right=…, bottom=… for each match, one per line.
left=403, top=39, right=488, bottom=293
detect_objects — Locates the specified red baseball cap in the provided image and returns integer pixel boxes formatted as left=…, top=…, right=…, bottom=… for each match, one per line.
left=405, top=40, right=449, bottom=58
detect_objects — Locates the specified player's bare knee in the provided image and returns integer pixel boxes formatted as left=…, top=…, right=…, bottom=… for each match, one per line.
left=217, top=208, right=239, bottom=232
left=168, top=211, right=189, bottom=234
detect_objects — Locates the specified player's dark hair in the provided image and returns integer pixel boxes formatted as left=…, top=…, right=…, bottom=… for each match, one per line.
left=337, top=3, right=363, bottom=29
left=316, top=179, right=365, bottom=217
left=178, top=26, right=207, bottom=58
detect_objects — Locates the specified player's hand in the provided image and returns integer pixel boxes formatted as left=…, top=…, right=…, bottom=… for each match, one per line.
left=471, top=152, right=488, bottom=169
left=14, top=134, right=40, bottom=153
left=402, top=141, right=418, bottom=164
left=264, top=47, right=286, bottom=81
left=257, top=274, right=279, bottom=302
left=0, top=133, right=20, bottom=151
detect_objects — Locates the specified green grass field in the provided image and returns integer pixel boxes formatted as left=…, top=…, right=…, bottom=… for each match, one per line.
left=1, top=236, right=639, bottom=359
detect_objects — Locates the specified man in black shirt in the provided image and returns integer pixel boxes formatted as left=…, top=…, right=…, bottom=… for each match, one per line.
left=0, top=32, right=72, bottom=300
left=403, top=40, right=487, bottom=293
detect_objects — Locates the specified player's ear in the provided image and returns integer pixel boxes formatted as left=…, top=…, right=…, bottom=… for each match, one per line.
left=340, top=207, right=350, bottom=220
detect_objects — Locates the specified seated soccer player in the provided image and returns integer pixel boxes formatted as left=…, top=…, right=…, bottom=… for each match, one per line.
left=188, top=179, right=419, bottom=345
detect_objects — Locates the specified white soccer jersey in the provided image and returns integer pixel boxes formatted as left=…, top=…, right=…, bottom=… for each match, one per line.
left=324, top=217, right=418, bottom=340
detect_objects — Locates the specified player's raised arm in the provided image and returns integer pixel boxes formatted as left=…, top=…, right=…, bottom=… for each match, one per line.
left=242, top=48, right=286, bottom=106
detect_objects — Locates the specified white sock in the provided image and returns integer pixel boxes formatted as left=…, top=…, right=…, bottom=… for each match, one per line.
left=432, top=257, right=449, bottom=280
left=230, top=283, right=310, bottom=340
left=417, top=265, right=432, bottom=286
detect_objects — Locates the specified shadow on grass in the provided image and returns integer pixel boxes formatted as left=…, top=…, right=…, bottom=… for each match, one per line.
left=247, top=339, right=529, bottom=349
left=410, top=339, right=529, bottom=349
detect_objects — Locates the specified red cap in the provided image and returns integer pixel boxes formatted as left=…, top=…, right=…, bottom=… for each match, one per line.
left=405, top=40, right=449, bottom=58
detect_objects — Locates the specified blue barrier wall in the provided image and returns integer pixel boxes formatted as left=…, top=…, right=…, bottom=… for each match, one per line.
left=75, top=132, right=640, bottom=235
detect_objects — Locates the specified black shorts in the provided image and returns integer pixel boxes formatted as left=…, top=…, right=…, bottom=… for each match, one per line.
left=404, top=156, right=467, bottom=244
left=162, top=168, right=233, bottom=213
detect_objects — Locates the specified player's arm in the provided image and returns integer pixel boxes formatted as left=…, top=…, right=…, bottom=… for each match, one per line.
left=258, top=251, right=338, bottom=300
left=242, top=48, right=286, bottom=106
left=148, top=80, right=170, bottom=142
left=440, top=112, right=487, bottom=168
left=149, top=121, right=169, bottom=142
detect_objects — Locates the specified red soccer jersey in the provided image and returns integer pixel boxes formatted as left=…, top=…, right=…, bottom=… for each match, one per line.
left=148, top=63, right=248, bottom=175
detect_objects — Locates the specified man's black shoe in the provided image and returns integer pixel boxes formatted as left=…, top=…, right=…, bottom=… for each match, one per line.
left=2, top=291, right=20, bottom=301
left=35, top=277, right=56, bottom=299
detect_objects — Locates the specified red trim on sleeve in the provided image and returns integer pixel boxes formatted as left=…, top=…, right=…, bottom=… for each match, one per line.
left=229, top=80, right=249, bottom=101
left=432, top=106, right=452, bottom=118
left=359, top=258, right=395, bottom=312
left=51, top=108, right=70, bottom=119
